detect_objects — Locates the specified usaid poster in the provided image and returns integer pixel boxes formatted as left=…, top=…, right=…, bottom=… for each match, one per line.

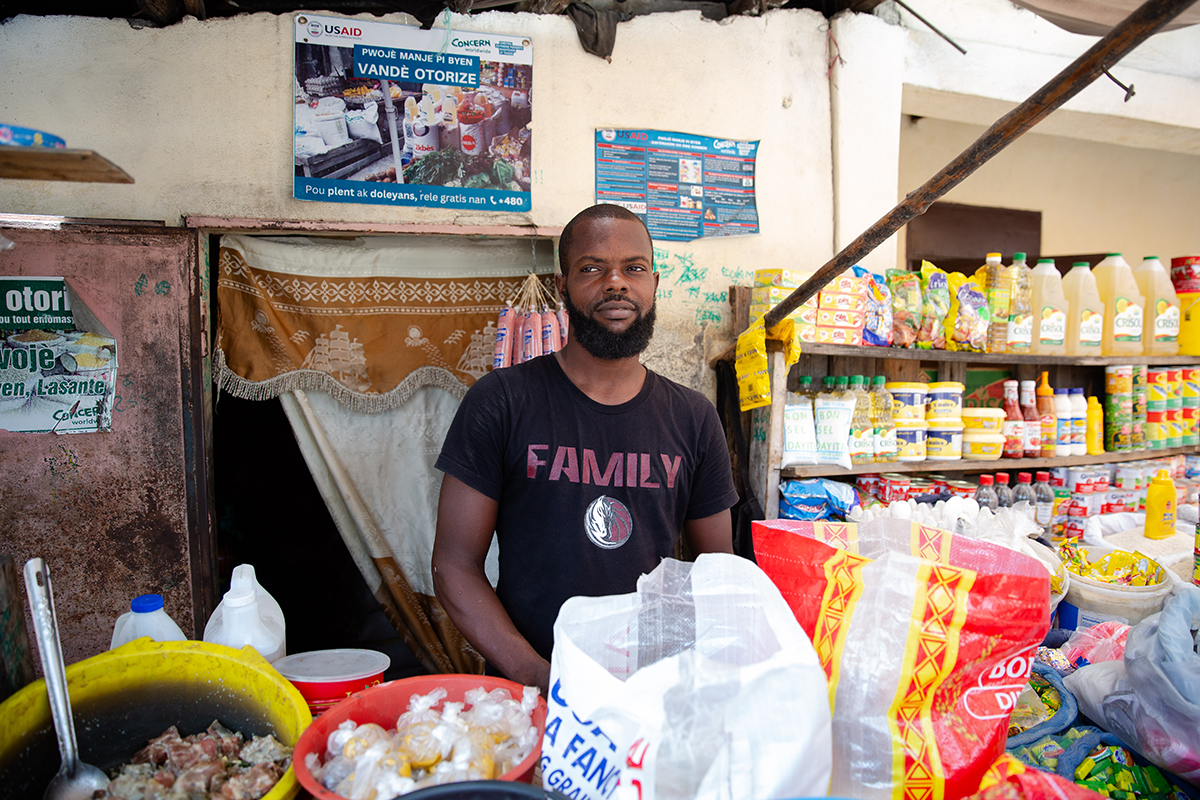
left=595, top=129, right=759, bottom=242
left=294, top=14, right=533, bottom=212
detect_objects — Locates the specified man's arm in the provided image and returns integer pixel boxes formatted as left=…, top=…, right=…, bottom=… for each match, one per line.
left=432, top=474, right=551, bottom=695
left=684, top=508, right=734, bottom=555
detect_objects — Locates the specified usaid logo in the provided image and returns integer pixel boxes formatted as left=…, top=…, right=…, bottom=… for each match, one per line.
left=307, top=20, right=322, bottom=36
left=600, top=129, right=616, bottom=142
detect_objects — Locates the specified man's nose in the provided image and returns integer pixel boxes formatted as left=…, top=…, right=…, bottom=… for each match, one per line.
left=603, top=268, right=628, bottom=292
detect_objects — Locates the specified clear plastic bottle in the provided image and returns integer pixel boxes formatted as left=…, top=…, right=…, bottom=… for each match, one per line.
left=975, top=474, right=999, bottom=511
left=111, top=594, right=187, bottom=650
left=871, top=375, right=897, bottom=462
left=797, top=375, right=814, bottom=400
left=1033, top=471, right=1055, bottom=528
left=1062, top=261, right=1105, bottom=356
left=1006, top=253, right=1034, bottom=354
left=1093, top=253, right=1145, bottom=356
left=1030, top=258, right=1068, bottom=355
left=1013, top=472, right=1037, bottom=520
left=994, top=473, right=1014, bottom=508
left=1053, top=388, right=1072, bottom=457
left=983, top=252, right=1011, bottom=353
left=1001, top=379, right=1024, bottom=459
left=1134, top=256, right=1181, bottom=355
left=848, top=375, right=874, bottom=465
left=1069, top=387, right=1087, bottom=456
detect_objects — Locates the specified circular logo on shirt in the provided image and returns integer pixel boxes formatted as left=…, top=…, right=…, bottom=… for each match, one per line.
left=584, top=495, right=633, bottom=550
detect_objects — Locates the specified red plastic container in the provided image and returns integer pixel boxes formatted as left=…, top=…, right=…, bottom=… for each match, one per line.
left=293, top=674, right=548, bottom=799
left=272, top=649, right=391, bottom=717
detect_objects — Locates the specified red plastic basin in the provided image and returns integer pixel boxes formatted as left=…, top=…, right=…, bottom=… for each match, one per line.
left=293, top=674, right=547, bottom=800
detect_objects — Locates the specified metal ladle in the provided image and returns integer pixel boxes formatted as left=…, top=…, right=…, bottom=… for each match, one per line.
left=23, top=558, right=110, bottom=800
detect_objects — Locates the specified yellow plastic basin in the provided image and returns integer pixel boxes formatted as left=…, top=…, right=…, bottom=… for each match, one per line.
left=0, top=639, right=311, bottom=799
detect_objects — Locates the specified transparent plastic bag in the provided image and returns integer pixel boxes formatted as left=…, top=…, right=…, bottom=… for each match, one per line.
left=1063, top=585, right=1200, bottom=785
left=1062, top=620, right=1130, bottom=669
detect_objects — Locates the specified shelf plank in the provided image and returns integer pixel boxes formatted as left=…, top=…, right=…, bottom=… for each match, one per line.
left=0, top=148, right=134, bottom=184
left=781, top=445, right=1200, bottom=479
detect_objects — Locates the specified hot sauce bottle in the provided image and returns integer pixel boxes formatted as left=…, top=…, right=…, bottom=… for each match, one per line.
left=1020, top=379, right=1041, bottom=458
left=1036, top=372, right=1058, bottom=458
left=1002, top=379, right=1024, bottom=458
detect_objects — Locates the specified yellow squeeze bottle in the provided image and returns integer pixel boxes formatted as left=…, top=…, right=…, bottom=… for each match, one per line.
left=1062, top=261, right=1105, bottom=356
left=1086, top=396, right=1105, bottom=455
left=1030, top=258, right=1068, bottom=355
left=1143, top=468, right=1176, bottom=540
left=1134, top=256, right=1180, bottom=356
left=1093, top=253, right=1145, bottom=356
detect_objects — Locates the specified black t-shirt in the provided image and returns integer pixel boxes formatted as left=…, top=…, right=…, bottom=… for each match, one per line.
left=435, top=354, right=739, bottom=661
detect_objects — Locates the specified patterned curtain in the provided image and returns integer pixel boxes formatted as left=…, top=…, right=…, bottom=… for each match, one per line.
left=215, top=233, right=555, bottom=674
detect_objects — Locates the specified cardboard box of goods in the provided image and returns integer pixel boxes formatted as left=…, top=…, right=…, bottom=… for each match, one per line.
left=815, top=325, right=864, bottom=346
left=822, top=275, right=867, bottom=296
left=816, top=308, right=866, bottom=329
left=754, top=268, right=814, bottom=289
left=751, top=286, right=817, bottom=309
left=818, top=291, right=868, bottom=312
left=796, top=323, right=818, bottom=343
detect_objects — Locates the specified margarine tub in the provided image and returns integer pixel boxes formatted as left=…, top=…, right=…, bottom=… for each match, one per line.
left=962, top=430, right=1004, bottom=461
left=926, top=418, right=965, bottom=461
left=926, top=382, right=965, bottom=420
left=886, top=382, right=928, bottom=421
left=895, top=419, right=928, bottom=462
left=961, top=407, right=1007, bottom=432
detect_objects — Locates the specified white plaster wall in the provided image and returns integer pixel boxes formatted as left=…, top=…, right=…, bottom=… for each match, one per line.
left=0, top=10, right=834, bottom=395
left=830, top=11, right=905, bottom=277
left=898, top=116, right=1200, bottom=263
left=891, top=0, right=1200, bottom=155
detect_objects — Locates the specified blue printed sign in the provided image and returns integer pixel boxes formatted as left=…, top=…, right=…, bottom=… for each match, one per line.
left=595, top=129, right=760, bottom=242
left=295, top=14, right=533, bottom=211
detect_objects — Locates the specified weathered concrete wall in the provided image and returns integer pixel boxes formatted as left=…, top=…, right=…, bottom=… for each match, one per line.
left=0, top=10, right=835, bottom=396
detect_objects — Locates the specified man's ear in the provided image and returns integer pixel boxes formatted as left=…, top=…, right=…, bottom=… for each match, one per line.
left=555, top=272, right=566, bottom=298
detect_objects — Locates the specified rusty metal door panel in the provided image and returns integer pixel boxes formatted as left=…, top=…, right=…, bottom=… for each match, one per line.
left=0, top=219, right=211, bottom=666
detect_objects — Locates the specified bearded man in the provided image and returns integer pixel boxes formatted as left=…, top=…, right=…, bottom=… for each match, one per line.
left=432, top=204, right=737, bottom=694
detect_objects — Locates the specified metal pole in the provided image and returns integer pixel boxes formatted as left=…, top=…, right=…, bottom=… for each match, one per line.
left=380, top=80, right=406, bottom=184
left=763, top=0, right=1199, bottom=330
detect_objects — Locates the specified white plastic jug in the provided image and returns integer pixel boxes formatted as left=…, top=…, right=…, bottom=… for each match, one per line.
left=204, top=587, right=286, bottom=663
left=110, top=593, right=186, bottom=650
left=203, top=564, right=286, bottom=662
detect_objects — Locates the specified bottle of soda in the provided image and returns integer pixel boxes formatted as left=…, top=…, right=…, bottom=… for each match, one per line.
left=975, top=474, right=999, bottom=511
left=1033, top=471, right=1055, bottom=529
left=1012, top=472, right=1037, bottom=521
left=995, top=473, right=1014, bottom=508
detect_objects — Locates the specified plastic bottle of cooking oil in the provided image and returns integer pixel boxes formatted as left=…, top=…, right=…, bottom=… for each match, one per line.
left=110, top=594, right=186, bottom=650
left=1006, top=252, right=1033, bottom=354
left=1030, top=259, right=1068, bottom=355
left=1093, top=253, right=1145, bottom=356
left=1062, top=261, right=1105, bottom=356
left=204, top=564, right=287, bottom=663
left=871, top=375, right=897, bottom=462
left=848, top=375, right=874, bottom=465
left=1134, top=256, right=1180, bottom=355
left=982, top=252, right=1011, bottom=354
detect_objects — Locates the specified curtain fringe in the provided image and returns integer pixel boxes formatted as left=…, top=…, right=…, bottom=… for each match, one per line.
left=215, top=348, right=468, bottom=412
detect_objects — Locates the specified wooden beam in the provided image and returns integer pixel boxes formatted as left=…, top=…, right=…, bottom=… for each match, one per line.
left=764, top=0, right=1200, bottom=329
left=0, top=148, right=134, bottom=184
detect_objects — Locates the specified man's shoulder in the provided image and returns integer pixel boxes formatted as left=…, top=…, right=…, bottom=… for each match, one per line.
left=647, top=368, right=717, bottom=411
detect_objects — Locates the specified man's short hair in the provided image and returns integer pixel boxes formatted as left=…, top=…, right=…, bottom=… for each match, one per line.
left=558, top=204, right=654, bottom=274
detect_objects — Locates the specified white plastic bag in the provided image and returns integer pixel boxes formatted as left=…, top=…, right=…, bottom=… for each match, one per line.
left=544, top=554, right=832, bottom=800
left=347, top=101, right=383, bottom=144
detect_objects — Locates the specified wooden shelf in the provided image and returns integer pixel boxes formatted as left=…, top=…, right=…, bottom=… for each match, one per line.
left=710, top=340, right=1200, bottom=368
left=781, top=445, right=1200, bottom=479
left=0, top=147, right=134, bottom=184
left=790, top=343, right=1200, bottom=366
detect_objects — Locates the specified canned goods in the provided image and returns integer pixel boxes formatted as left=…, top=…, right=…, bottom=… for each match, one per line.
left=1184, top=367, right=1200, bottom=398
left=1171, top=256, right=1200, bottom=294
left=856, top=474, right=882, bottom=498
left=907, top=480, right=936, bottom=498
left=1168, top=368, right=1183, bottom=400
left=1148, top=369, right=1169, bottom=403
left=879, top=473, right=911, bottom=502
left=1106, top=418, right=1133, bottom=451
left=946, top=480, right=977, bottom=498
left=1049, top=468, right=1068, bottom=488
left=1131, top=422, right=1146, bottom=449
left=1133, top=389, right=1148, bottom=419
left=1133, top=365, right=1149, bottom=390
left=1104, top=365, right=1133, bottom=395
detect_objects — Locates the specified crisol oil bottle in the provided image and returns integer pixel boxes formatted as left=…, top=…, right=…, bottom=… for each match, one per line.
left=1062, top=261, right=1105, bottom=356
left=1093, top=253, right=1145, bottom=356
left=1134, top=256, right=1180, bottom=356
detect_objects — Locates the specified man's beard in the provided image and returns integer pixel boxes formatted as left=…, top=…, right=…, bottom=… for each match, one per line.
left=561, top=287, right=656, bottom=360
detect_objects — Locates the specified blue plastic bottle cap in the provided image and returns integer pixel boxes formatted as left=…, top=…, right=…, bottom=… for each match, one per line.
left=131, top=593, right=164, bottom=613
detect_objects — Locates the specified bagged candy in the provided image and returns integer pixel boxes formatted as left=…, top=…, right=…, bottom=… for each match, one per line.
left=946, top=272, right=991, bottom=352
left=854, top=265, right=893, bottom=347
left=780, top=478, right=860, bottom=521
left=888, top=268, right=922, bottom=348
left=917, top=261, right=950, bottom=350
